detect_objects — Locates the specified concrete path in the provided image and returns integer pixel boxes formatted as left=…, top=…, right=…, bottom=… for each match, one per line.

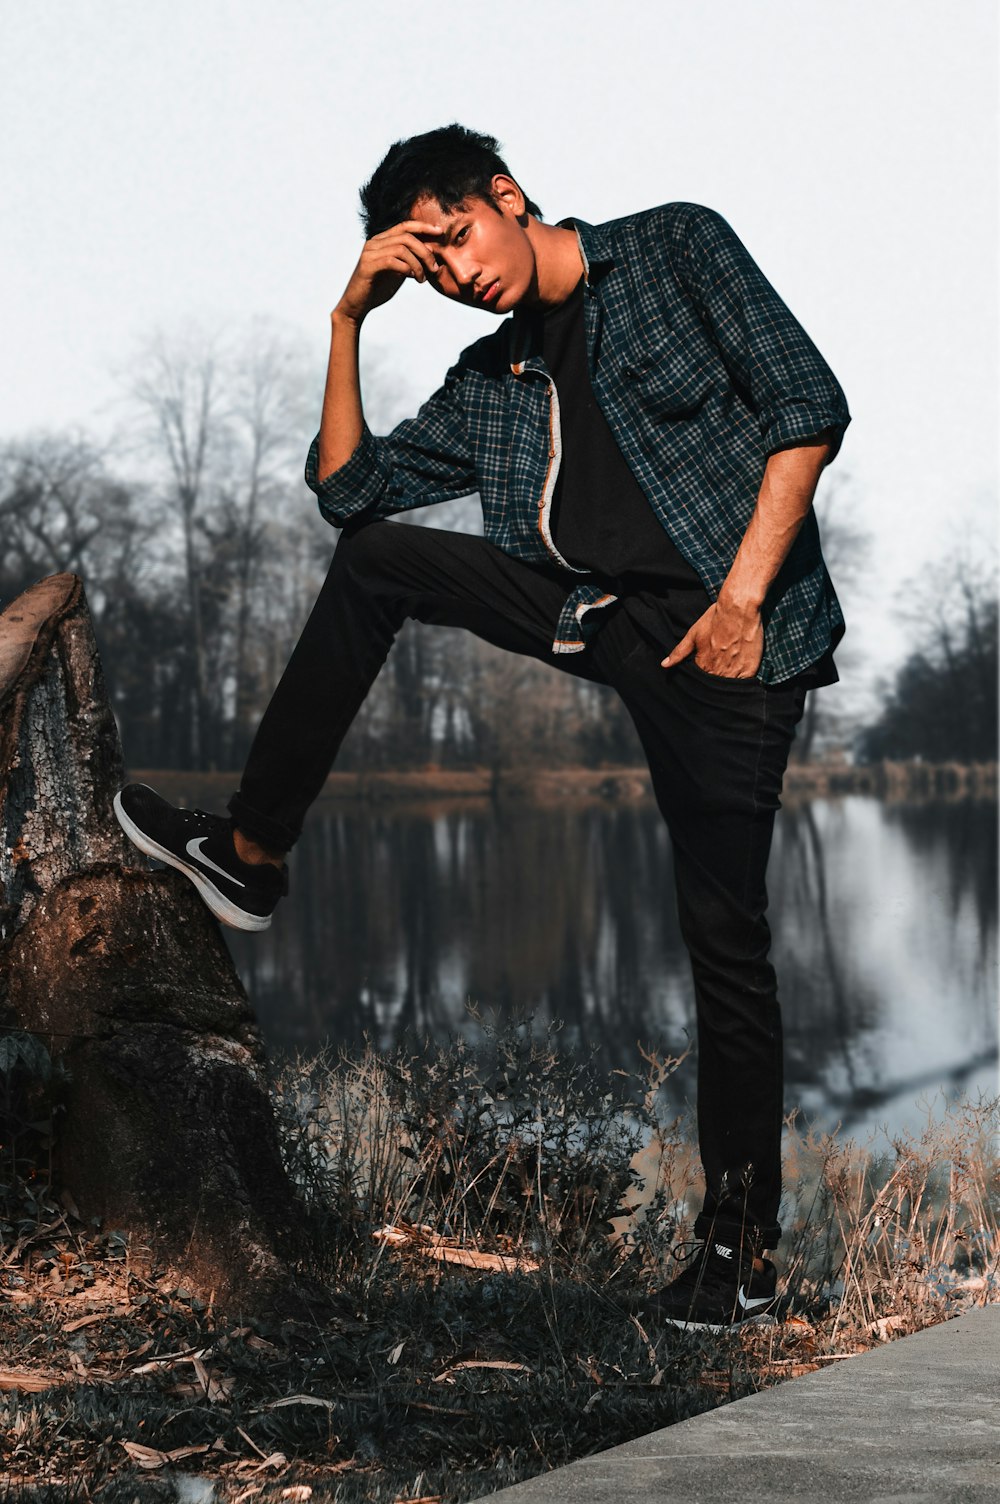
left=481, top=1304, right=1000, bottom=1503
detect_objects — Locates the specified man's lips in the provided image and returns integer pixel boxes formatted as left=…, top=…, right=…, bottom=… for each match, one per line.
left=477, top=278, right=500, bottom=306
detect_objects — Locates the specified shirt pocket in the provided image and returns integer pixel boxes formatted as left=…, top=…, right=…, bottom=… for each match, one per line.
left=619, top=324, right=715, bottom=418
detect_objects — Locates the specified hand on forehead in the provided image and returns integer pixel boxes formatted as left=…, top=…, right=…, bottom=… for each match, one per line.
left=409, top=196, right=471, bottom=240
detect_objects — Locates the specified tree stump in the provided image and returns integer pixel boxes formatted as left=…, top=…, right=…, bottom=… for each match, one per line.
left=0, top=573, right=330, bottom=1317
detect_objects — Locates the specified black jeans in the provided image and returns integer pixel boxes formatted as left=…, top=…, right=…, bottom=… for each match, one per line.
left=229, top=520, right=807, bottom=1250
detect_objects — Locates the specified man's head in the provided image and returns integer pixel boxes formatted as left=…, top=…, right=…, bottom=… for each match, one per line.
left=360, top=124, right=542, bottom=239
left=360, top=125, right=550, bottom=315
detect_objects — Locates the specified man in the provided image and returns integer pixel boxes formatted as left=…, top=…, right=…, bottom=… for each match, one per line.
left=114, top=124, right=851, bottom=1331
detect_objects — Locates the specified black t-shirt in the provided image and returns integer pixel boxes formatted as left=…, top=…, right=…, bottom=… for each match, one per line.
left=541, top=280, right=710, bottom=635
left=540, top=279, right=837, bottom=689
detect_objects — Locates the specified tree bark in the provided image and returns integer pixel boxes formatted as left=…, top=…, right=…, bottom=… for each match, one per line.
left=0, top=573, right=330, bottom=1318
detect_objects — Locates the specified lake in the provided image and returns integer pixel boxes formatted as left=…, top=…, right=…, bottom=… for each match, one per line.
left=221, top=791, right=998, bottom=1147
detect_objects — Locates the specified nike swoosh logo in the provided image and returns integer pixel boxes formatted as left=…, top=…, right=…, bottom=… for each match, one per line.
left=737, top=1285, right=773, bottom=1311
left=186, top=836, right=246, bottom=889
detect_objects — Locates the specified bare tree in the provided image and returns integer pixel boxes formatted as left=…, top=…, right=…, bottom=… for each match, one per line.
left=120, top=319, right=329, bottom=769
left=859, top=538, right=999, bottom=763
left=224, top=323, right=314, bottom=760
left=792, top=469, right=872, bottom=763
left=128, top=327, right=224, bottom=766
left=0, top=435, right=147, bottom=613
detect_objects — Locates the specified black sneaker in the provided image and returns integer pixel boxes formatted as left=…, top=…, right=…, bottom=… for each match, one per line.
left=637, top=1237, right=778, bottom=1333
left=113, top=782, right=288, bottom=932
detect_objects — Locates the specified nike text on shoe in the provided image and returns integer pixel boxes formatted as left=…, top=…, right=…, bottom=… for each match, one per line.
left=113, top=782, right=288, bottom=932
left=636, top=1237, right=778, bottom=1333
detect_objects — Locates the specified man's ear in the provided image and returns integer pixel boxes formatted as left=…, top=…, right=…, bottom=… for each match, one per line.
left=491, top=173, right=527, bottom=220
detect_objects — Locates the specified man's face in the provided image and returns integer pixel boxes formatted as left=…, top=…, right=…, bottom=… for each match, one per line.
left=409, top=188, right=537, bottom=315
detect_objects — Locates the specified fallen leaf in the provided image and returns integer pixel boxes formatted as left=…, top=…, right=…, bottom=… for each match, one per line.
left=0, top=1370, right=61, bottom=1393
left=62, top=1313, right=104, bottom=1333
left=433, top=1359, right=531, bottom=1383
left=430, top=1244, right=536, bottom=1271
left=373, top=1223, right=539, bottom=1273
left=207, top=1372, right=233, bottom=1403
left=628, top=1312, right=657, bottom=1368
left=121, top=1441, right=211, bottom=1470
left=121, top=1442, right=169, bottom=1469
left=254, top=1453, right=288, bottom=1473
left=871, top=1314, right=907, bottom=1341
left=60, top=1189, right=81, bottom=1219
left=245, top=1334, right=279, bottom=1353
left=192, top=1355, right=231, bottom=1402
left=253, top=1395, right=337, bottom=1413
left=280, top=1489, right=312, bottom=1501
left=165, top=1443, right=213, bottom=1464
left=132, top=1345, right=211, bottom=1375
left=373, top=1225, right=410, bottom=1245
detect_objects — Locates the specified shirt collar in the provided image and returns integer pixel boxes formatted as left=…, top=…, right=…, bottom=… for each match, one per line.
left=557, top=216, right=615, bottom=284
left=508, top=216, right=614, bottom=371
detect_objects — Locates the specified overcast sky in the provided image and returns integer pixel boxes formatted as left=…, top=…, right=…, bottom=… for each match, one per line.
left=2, top=0, right=996, bottom=685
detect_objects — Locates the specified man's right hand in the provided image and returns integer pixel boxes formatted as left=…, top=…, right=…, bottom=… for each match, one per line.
left=319, top=219, right=444, bottom=480
left=334, top=219, right=444, bottom=324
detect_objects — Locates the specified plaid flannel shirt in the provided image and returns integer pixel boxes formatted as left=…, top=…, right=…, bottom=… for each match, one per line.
left=305, top=201, right=852, bottom=684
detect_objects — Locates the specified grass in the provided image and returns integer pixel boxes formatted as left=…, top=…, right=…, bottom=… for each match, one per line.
left=1, top=1012, right=997, bottom=1503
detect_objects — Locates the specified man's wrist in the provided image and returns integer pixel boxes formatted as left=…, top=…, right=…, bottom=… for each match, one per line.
left=330, top=304, right=364, bottom=333
left=716, top=579, right=766, bottom=614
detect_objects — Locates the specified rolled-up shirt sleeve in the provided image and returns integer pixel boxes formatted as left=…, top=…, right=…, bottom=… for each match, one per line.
left=675, top=205, right=852, bottom=466
left=305, top=422, right=390, bottom=522
left=304, top=361, right=479, bottom=528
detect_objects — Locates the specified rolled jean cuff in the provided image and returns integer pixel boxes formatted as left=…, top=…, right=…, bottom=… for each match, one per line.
left=226, top=793, right=297, bottom=855
left=693, top=1211, right=781, bottom=1252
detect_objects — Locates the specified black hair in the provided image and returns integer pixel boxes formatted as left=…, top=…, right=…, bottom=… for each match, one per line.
left=359, top=124, right=542, bottom=238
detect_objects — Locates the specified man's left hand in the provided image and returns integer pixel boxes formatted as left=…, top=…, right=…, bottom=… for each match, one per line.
left=661, top=598, right=764, bottom=680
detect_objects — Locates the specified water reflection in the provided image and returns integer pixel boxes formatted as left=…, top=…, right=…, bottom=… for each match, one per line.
left=225, top=795, right=998, bottom=1141
left=770, top=798, right=998, bottom=1141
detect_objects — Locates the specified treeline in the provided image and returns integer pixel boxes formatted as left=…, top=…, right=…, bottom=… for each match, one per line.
left=858, top=556, right=997, bottom=764
left=2, top=320, right=993, bottom=772
left=2, top=323, right=325, bottom=771
left=0, top=322, right=645, bottom=774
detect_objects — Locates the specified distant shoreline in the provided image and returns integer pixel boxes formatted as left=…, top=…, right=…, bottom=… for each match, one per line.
left=129, top=759, right=998, bottom=808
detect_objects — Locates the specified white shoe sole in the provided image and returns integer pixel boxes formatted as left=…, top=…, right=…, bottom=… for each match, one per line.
left=113, top=790, right=273, bottom=933
left=659, top=1307, right=777, bottom=1335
